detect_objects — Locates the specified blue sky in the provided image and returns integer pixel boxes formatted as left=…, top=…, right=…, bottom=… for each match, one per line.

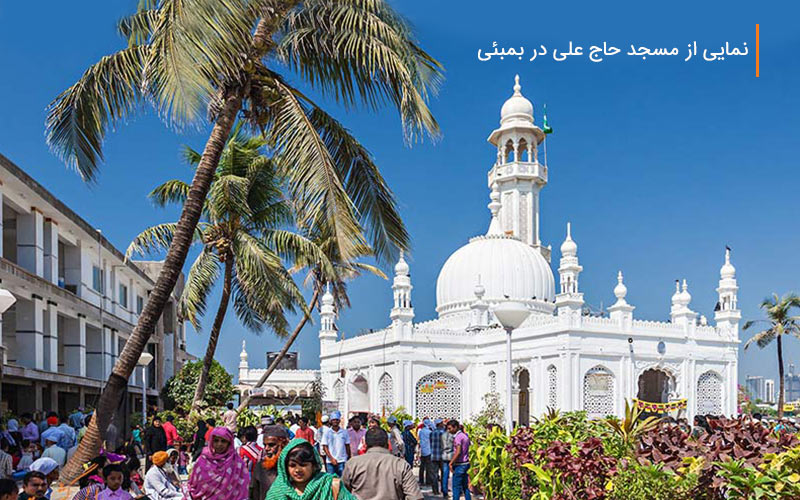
left=1, top=1, right=799, bottom=386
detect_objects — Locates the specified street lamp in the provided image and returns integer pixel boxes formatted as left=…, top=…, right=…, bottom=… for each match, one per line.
left=137, top=352, right=154, bottom=427
left=493, top=301, right=530, bottom=435
left=454, top=359, right=469, bottom=422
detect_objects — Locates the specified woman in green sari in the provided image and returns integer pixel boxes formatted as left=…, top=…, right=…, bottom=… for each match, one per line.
left=266, top=439, right=356, bottom=500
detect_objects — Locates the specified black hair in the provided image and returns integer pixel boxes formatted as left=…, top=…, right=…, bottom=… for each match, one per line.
left=21, top=413, right=32, bottom=421
left=227, top=403, right=234, bottom=410
left=243, top=426, right=258, bottom=443
left=446, top=419, right=460, bottom=429
left=300, top=417, right=309, bottom=424
left=275, top=417, right=284, bottom=424
left=205, top=418, right=216, bottom=426
left=285, top=443, right=320, bottom=477
left=46, top=411, right=58, bottom=419
left=0, top=478, right=17, bottom=496
left=102, top=464, right=124, bottom=478
left=23, top=471, right=46, bottom=485
left=166, top=415, right=174, bottom=422
left=152, top=416, right=162, bottom=423
left=365, top=428, right=388, bottom=449
left=21, top=439, right=30, bottom=448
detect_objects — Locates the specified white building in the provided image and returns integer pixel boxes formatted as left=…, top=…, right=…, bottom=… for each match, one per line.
left=240, top=77, right=741, bottom=424
left=0, top=153, right=192, bottom=419
left=764, top=379, right=775, bottom=405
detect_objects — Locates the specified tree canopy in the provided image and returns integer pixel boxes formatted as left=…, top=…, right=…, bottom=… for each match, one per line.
left=161, top=359, right=235, bottom=411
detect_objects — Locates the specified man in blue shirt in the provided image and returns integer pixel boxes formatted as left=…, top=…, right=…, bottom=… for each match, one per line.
left=418, top=418, right=438, bottom=494
left=320, top=411, right=351, bottom=477
left=431, top=418, right=446, bottom=496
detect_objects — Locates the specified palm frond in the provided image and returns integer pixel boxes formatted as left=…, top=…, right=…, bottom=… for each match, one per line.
left=125, top=222, right=205, bottom=259
left=276, top=0, right=443, bottom=142
left=207, top=175, right=252, bottom=221
left=265, top=229, right=335, bottom=279
left=265, top=78, right=365, bottom=262
left=46, top=46, right=147, bottom=181
left=307, top=104, right=409, bottom=264
left=743, top=328, right=777, bottom=350
left=148, top=179, right=192, bottom=207
left=179, top=248, right=221, bottom=329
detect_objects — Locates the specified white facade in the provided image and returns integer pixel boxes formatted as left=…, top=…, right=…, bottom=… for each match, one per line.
left=0, top=153, right=191, bottom=417
left=243, top=77, right=740, bottom=424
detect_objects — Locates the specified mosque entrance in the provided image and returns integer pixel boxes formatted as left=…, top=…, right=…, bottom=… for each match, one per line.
left=518, top=368, right=530, bottom=427
left=348, top=375, right=370, bottom=414
left=637, top=369, right=673, bottom=404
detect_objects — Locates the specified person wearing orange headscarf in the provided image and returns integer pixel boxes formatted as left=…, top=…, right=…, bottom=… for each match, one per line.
left=142, top=451, right=182, bottom=500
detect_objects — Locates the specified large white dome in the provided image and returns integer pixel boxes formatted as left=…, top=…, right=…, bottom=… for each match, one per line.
left=436, top=233, right=556, bottom=318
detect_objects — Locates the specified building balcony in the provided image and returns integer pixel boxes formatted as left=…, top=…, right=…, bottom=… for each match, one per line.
left=488, top=160, right=548, bottom=186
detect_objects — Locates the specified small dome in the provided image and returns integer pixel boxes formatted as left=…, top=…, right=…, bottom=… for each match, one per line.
left=671, top=280, right=681, bottom=304
left=720, top=248, right=735, bottom=279
left=560, top=223, right=577, bottom=257
left=679, top=279, right=691, bottom=305
left=395, top=251, right=410, bottom=275
left=321, top=285, right=334, bottom=306
left=500, top=75, right=534, bottom=125
left=614, top=271, right=627, bottom=300
left=436, top=234, right=555, bottom=318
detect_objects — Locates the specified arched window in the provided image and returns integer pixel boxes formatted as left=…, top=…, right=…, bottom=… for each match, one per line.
left=379, top=373, right=394, bottom=415
left=416, top=371, right=461, bottom=420
left=583, top=366, right=615, bottom=419
left=697, top=371, right=723, bottom=415
left=547, top=365, right=558, bottom=409
left=488, top=371, right=497, bottom=393
left=332, top=379, right=344, bottom=413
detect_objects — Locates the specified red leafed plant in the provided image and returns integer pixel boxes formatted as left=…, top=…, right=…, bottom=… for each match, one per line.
left=537, top=437, right=617, bottom=500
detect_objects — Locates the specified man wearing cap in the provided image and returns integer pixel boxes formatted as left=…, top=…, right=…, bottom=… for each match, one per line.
left=401, top=420, right=417, bottom=468
left=256, top=415, right=274, bottom=447
left=387, top=416, right=404, bottom=458
left=320, top=411, right=350, bottom=477
left=418, top=418, right=436, bottom=493
left=40, top=429, right=66, bottom=467
left=250, top=424, right=288, bottom=500
left=342, top=427, right=423, bottom=500
left=315, top=415, right=330, bottom=467
left=143, top=451, right=183, bottom=500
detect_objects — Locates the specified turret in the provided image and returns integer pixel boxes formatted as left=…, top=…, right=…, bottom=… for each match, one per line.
left=608, top=271, right=635, bottom=330
left=319, top=284, right=337, bottom=351
left=556, top=223, right=584, bottom=322
left=487, top=75, right=549, bottom=260
left=671, top=279, right=698, bottom=329
left=390, top=251, right=414, bottom=324
left=715, top=247, right=741, bottom=339
left=238, top=340, right=249, bottom=382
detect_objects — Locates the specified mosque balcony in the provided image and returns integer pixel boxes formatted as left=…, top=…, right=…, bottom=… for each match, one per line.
left=488, top=160, right=547, bottom=186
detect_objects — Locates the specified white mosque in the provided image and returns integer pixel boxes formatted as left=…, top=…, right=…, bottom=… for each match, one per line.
left=238, top=76, right=740, bottom=424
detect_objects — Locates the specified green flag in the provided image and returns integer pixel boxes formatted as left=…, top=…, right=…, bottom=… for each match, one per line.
left=543, top=104, right=553, bottom=134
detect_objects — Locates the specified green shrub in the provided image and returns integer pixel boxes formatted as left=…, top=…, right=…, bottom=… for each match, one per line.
left=609, top=464, right=696, bottom=500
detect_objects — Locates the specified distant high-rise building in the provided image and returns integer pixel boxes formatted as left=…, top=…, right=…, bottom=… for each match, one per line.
left=787, top=363, right=800, bottom=403
left=746, top=376, right=766, bottom=401
left=764, top=379, right=775, bottom=404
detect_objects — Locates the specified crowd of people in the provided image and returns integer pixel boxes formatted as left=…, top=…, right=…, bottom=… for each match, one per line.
left=0, top=404, right=478, bottom=500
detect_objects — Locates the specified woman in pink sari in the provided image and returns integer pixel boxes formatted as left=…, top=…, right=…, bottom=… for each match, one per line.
left=187, top=427, right=250, bottom=500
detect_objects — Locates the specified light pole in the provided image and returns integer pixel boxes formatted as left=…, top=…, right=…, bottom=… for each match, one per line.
left=454, top=359, right=469, bottom=422
left=137, top=352, right=154, bottom=427
left=492, top=301, right=530, bottom=435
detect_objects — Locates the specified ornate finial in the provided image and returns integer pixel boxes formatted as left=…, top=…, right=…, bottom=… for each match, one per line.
left=617, top=271, right=624, bottom=284
left=682, top=279, right=688, bottom=292
left=613, top=270, right=628, bottom=302
left=725, top=246, right=731, bottom=264
left=487, top=184, right=503, bottom=235
left=241, top=340, right=246, bottom=351
left=675, top=280, right=680, bottom=293
left=513, top=74, right=521, bottom=95
left=566, top=222, right=572, bottom=239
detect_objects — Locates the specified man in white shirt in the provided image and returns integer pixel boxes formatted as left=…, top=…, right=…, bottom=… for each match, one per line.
left=320, top=411, right=350, bottom=477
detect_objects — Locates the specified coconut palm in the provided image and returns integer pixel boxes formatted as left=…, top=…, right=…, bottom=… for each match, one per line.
left=743, top=293, right=800, bottom=418
left=46, top=0, right=439, bottom=480
left=237, top=226, right=384, bottom=410
left=127, top=124, right=332, bottom=411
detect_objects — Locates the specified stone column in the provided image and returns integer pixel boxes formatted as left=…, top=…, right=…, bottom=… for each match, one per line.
left=44, top=301, right=58, bottom=372
left=102, top=326, right=114, bottom=379
left=16, top=295, right=44, bottom=369
left=63, top=315, right=87, bottom=377
left=17, top=208, right=44, bottom=277
left=43, top=219, right=59, bottom=285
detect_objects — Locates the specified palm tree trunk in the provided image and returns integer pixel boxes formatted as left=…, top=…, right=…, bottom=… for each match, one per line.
left=59, top=4, right=300, bottom=483
left=237, top=287, right=320, bottom=411
left=777, top=334, right=785, bottom=418
left=192, top=254, right=233, bottom=411
left=59, top=93, right=243, bottom=483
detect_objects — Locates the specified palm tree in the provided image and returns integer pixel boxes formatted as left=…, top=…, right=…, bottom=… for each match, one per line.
left=743, top=293, right=800, bottom=418
left=46, top=0, right=440, bottom=480
left=127, top=124, right=333, bottom=411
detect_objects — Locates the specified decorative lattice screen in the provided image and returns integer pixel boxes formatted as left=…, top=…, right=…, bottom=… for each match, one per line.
left=697, top=371, right=723, bottom=415
left=379, top=373, right=394, bottom=414
left=333, top=379, right=344, bottom=413
left=547, top=365, right=558, bottom=409
left=415, top=371, right=461, bottom=420
left=583, top=366, right=614, bottom=418
left=488, top=371, right=497, bottom=393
